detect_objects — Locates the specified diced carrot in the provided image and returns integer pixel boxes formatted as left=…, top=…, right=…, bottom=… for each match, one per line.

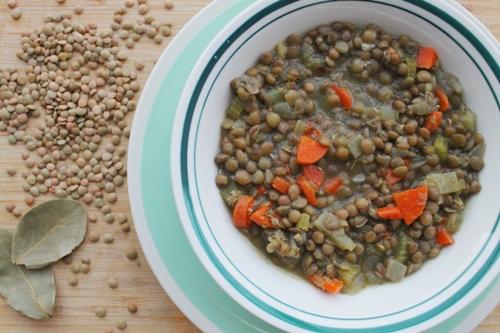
left=416, top=47, right=437, bottom=69
left=297, top=175, right=318, bottom=205
left=424, top=111, right=443, bottom=133
left=233, top=196, right=255, bottom=229
left=331, top=84, right=353, bottom=109
left=385, top=160, right=410, bottom=186
left=323, top=177, right=342, bottom=195
left=376, top=206, right=404, bottom=220
left=302, top=165, right=324, bottom=188
left=434, top=86, right=450, bottom=111
left=272, top=177, right=291, bottom=194
left=308, top=275, right=343, bottom=294
left=249, top=203, right=278, bottom=228
left=256, top=185, right=266, bottom=196
left=392, top=186, right=428, bottom=225
left=436, top=227, right=455, bottom=245
left=303, top=127, right=322, bottom=138
left=296, top=136, right=329, bottom=165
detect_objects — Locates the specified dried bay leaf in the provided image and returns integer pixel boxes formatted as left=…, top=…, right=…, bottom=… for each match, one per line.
left=12, top=199, right=87, bottom=269
left=0, top=228, right=55, bottom=319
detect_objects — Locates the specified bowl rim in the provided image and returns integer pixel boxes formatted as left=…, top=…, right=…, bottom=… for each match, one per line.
left=171, top=0, right=500, bottom=331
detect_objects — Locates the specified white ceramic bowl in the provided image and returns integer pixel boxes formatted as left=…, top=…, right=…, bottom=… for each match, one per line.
left=171, top=0, right=500, bottom=331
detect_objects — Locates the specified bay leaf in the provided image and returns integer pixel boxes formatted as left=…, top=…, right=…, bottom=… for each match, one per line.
left=11, top=199, right=87, bottom=269
left=0, top=227, right=55, bottom=319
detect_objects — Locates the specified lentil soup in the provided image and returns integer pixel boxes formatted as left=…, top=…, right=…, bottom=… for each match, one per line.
left=214, top=22, right=485, bottom=295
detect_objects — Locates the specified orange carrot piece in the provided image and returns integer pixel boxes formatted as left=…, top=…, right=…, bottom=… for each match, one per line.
left=249, top=203, right=277, bottom=228
left=256, top=185, right=266, bottom=196
left=323, top=177, right=342, bottom=195
left=385, top=160, right=410, bottom=186
left=376, top=206, right=404, bottom=220
left=331, top=84, right=353, bottom=109
left=436, top=227, right=455, bottom=245
left=272, top=177, right=291, bottom=194
left=424, top=111, right=443, bottom=133
left=297, top=175, right=318, bottom=205
left=303, top=165, right=324, bottom=188
left=417, top=47, right=437, bottom=69
left=434, top=86, right=450, bottom=111
left=296, top=136, right=329, bottom=165
left=392, top=186, right=428, bottom=225
left=308, top=275, right=343, bottom=294
left=233, top=196, right=255, bottom=229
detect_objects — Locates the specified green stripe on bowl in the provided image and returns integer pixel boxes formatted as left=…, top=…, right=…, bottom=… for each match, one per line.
left=181, top=0, right=500, bottom=331
left=140, top=0, right=282, bottom=332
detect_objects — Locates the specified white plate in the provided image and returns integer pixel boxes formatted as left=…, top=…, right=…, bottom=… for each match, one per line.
left=129, top=0, right=500, bottom=331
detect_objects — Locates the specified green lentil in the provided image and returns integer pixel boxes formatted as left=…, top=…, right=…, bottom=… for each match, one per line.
left=126, top=248, right=137, bottom=260
left=68, top=276, right=78, bottom=286
left=107, top=278, right=117, bottom=288
left=103, top=233, right=114, bottom=244
left=95, top=307, right=106, bottom=318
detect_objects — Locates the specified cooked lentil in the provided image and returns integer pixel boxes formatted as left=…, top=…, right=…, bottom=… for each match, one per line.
left=215, top=22, right=485, bottom=294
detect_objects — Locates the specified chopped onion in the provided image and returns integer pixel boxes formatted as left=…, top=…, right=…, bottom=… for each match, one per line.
left=385, top=258, right=407, bottom=282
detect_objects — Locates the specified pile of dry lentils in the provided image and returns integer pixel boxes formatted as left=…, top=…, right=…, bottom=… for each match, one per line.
left=2, top=0, right=175, bottom=331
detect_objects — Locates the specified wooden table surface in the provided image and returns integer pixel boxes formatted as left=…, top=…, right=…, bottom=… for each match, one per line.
left=0, top=0, right=497, bottom=332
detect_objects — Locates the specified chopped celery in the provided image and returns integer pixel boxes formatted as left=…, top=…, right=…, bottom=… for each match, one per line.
left=378, top=106, right=399, bottom=121
left=427, top=172, right=459, bottom=194
left=300, top=43, right=315, bottom=63
left=433, top=136, right=448, bottom=163
left=459, top=106, right=477, bottom=133
left=449, top=74, right=464, bottom=95
left=393, top=229, right=410, bottom=264
left=385, top=258, right=407, bottom=282
left=274, top=102, right=297, bottom=119
left=361, top=254, right=380, bottom=272
left=446, top=212, right=463, bottom=234
left=293, top=119, right=307, bottom=137
left=226, top=96, right=244, bottom=120
left=406, top=57, right=417, bottom=78
left=363, top=244, right=382, bottom=258
left=307, top=57, right=326, bottom=73
left=347, top=134, right=363, bottom=159
left=313, top=211, right=356, bottom=251
left=434, top=69, right=453, bottom=96
left=275, top=42, right=288, bottom=59
left=263, top=87, right=284, bottom=106
left=219, top=178, right=243, bottom=208
left=296, top=213, right=310, bottom=230
left=364, top=271, right=384, bottom=285
left=337, top=262, right=364, bottom=294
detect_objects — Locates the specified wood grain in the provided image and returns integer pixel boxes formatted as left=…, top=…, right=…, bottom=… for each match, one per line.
left=0, top=0, right=496, bottom=332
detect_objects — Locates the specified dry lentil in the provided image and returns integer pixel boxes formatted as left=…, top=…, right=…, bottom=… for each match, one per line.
left=165, top=0, right=174, bottom=9
left=11, top=8, right=21, bottom=20
left=95, top=307, right=106, bottom=318
left=68, top=276, right=78, bottom=286
left=103, top=233, right=114, bottom=244
left=71, top=264, right=80, bottom=274
left=88, top=231, right=100, bottom=242
left=107, top=278, right=117, bottom=288
left=126, top=248, right=137, bottom=260
left=138, top=4, right=148, bottom=15
left=80, top=264, right=90, bottom=274
left=116, top=320, right=127, bottom=330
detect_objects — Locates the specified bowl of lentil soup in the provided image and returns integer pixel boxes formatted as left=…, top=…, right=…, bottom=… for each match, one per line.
left=170, top=0, right=500, bottom=331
